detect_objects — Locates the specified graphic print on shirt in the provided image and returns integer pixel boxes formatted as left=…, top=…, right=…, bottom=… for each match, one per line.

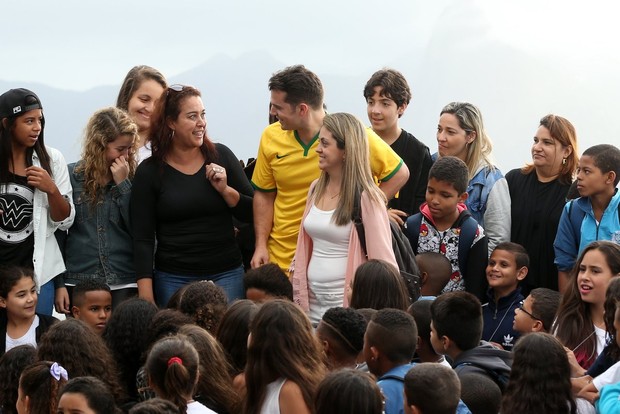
left=0, top=182, right=34, bottom=243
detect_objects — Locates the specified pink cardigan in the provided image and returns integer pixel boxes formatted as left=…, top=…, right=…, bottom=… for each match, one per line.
left=292, top=181, right=397, bottom=311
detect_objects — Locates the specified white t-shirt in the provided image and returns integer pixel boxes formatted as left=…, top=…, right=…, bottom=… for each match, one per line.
left=186, top=401, right=217, bottom=414
left=304, top=205, right=351, bottom=325
left=6, top=315, right=39, bottom=352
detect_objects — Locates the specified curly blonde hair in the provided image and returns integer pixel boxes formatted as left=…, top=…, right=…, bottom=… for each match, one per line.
left=75, top=107, right=138, bottom=205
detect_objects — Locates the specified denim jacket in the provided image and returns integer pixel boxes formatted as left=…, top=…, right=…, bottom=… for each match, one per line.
left=59, top=162, right=135, bottom=286
left=467, top=165, right=510, bottom=254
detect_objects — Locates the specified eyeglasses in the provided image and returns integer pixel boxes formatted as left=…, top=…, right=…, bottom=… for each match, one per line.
left=517, top=300, right=541, bottom=322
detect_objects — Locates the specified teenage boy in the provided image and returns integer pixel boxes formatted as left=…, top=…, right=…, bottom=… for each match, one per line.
left=251, top=65, right=409, bottom=272
left=363, top=68, right=432, bottom=224
left=430, top=291, right=512, bottom=391
left=316, top=306, right=366, bottom=370
left=481, top=242, right=528, bottom=351
left=513, top=287, right=560, bottom=334
left=404, top=156, right=488, bottom=300
left=555, top=144, right=620, bottom=291
left=243, top=263, right=293, bottom=302
left=403, top=363, right=461, bottom=414
left=71, top=279, right=112, bottom=335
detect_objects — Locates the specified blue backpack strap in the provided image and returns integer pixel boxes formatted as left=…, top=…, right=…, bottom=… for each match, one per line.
left=457, top=216, right=479, bottom=277
left=404, top=213, right=423, bottom=255
left=567, top=199, right=586, bottom=252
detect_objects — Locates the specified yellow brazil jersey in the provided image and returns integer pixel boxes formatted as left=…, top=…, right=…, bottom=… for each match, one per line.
left=251, top=122, right=403, bottom=271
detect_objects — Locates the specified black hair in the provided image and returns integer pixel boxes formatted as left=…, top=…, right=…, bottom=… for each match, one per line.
left=268, top=65, right=324, bottom=110
left=492, top=242, right=530, bottom=269
left=102, top=298, right=158, bottom=400
left=314, top=369, right=383, bottom=414
left=408, top=299, right=433, bottom=349
left=143, top=310, right=194, bottom=358
left=459, top=372, right=502, bottom=414
left=320, top=307, right=367, bottom=355
left=529, top=288, right=561, bottom=332
left=349, top=259, right=410, bottom=311
left=215, top=299, right=260, bottom=376
left=59, top=376, right=120, bottom=414
left=428, top=156, right=469, bottom=194
left=363, top=68, right=412, bottom=109
left=431, top=291, right=482, bottom=351
left=367, top=308, right=418, bottom=363
left=404, top=363, right=461, bottom=414
left=72, top=279, right=111, bottom=308
left=582, top=144, right=620, bottom=186
left=244, top=263, right=293, bottom=300
left=129, top=398, right=178, bottom=414
left=0, top=345, right=36, bottom=414
left=177, top=281, right=228, bottom=334
left=0, top=265, right=35, bottom=298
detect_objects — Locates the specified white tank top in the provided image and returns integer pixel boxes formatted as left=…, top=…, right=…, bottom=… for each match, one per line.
left=303, top=205, right=351, bottom=325
left=260, top=378, right=287, bottom=414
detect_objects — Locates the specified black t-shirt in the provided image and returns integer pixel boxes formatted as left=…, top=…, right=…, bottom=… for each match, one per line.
left=131, top=143, right=254, bottom=277
left=388, top=129, right=433, bottom=216
left=0, top=175, right=35, bottom=269
left=505, top=169, right=571, bottom=291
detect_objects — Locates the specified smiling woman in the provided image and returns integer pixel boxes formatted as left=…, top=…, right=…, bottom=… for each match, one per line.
left=131, top=85, right=254, bottom=306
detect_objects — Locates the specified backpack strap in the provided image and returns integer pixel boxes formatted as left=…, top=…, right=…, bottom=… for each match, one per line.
left=567, top=199, right=586, bottom=252
left=352, top=191, right=367, bottom=257
left=405, top=213, right=423, bottom=255
left=457, top=215, right=479, bottom=277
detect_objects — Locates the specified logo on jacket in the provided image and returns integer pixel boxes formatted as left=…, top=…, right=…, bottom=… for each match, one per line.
left=502, top=334, right=514, bottom=348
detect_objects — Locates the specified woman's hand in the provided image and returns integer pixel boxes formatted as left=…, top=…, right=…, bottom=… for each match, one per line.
left=110, top=155, right=130, bottom=185
left=25, top=166, right=58, bottom=195
left=206, top=163, right=227, bottom=193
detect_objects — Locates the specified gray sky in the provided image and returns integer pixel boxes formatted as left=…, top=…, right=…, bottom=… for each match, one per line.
left=2, top=0, right=619, bottom=169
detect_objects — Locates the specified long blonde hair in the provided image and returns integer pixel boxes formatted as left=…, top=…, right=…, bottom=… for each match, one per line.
left=313, top=113, right=386, bottom=226
left=75, top=107, right=138, bottom=205
left=440, top=102, right=495, bottom=179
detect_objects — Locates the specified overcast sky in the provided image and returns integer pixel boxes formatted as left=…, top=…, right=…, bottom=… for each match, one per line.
left=2, top=0, right=619, bottom=169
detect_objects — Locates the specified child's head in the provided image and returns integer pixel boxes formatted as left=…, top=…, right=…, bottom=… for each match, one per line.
left=605, top=278, right=620, bottom=354
left=430, top=291, right=482, bottom=356
left=0, top=266, right=37, bottom=320
left=458, top=372, right=502, bottom=414
left=215, top=299, right=260, bottom=375
left=314, top=369, right=383, bottom=414
left=129, top=398, right=178, bottom=414
left=404, top=363, right=461, bottom=414
left=363, top=308, right=418, bottom=377
left=349, top=259, right=410, bottom=311
left=513, top=288, right=560, bottom=334
left=17, top=361, right=68, bottom=414
left=102, top=298, right=158, bottom=398
left=244, top=263, right=293, bottom=302
left=408, top=299, right=440, bottom=363
left=146, top=336, right=200, bottom=413
left=37, top=318, right=123, bottom=402
left=415, top=252, right=452, bottom=297
left=501, top=332, right=575, bottom=414
left=71, top=279, right=112, bottom=335
left=486, top=242, right=529, bottom=298
left=426, top=156, right=469, bottom=221
left=316, top=307, right=367, bottom=370
left=245, top=300, right=325, bottom=413
left=177, top=280, right=228, bottom=334
left=577, top=144, right=620, bottom=197
left=363, top=68, right=411, bottom=137
left=57, top=376, right=119, bottom=414
left=178, top=324, right=239, bottom=413
left=0, top=345, right=36, bottom=414
left=143, top=310, right=194, bottom=353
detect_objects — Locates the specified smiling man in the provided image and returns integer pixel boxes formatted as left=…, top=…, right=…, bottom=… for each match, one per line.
left=250, top=65, right=409, bottom=272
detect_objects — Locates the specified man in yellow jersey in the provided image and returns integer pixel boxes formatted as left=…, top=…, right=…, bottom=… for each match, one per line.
left=250, top=65, right=409, bottom=272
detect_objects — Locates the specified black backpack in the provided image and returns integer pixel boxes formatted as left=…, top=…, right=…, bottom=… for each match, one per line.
left=352, top=195, right=421, bottom=302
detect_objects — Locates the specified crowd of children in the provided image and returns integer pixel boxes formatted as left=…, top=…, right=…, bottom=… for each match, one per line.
left=1, top=61, right=620, bottom=414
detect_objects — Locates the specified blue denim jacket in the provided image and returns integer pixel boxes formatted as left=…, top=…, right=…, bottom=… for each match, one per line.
left=59, top=162, right=135, bottom=286
left=466, top=166, right=505, bottom=226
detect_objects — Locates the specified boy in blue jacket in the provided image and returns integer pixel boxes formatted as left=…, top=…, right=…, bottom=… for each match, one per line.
left=481, top=242, right=528, bottom=351
left=554, top=144, right=620, bottom=291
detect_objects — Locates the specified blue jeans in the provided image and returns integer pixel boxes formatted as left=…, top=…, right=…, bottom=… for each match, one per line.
left=36, top=279, right=55, bottom=315
left=153, top=265, right=244, bottom=307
